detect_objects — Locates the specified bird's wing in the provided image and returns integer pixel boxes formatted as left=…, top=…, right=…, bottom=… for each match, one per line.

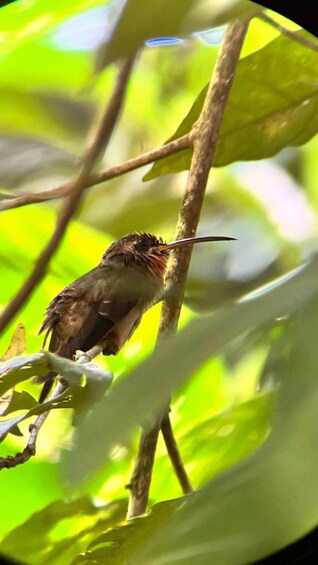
left=39, top=270, right=141, bottom=359
left=98, top=297, right=143, bottom=354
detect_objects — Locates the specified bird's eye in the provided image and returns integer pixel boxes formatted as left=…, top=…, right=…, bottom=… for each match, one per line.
left=138, top=238, right=149, bottom=249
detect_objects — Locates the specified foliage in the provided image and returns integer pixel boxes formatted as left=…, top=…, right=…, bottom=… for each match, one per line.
left=0, top=1, right=318, bottom=564
left=146, top=30, right=318, bottom=179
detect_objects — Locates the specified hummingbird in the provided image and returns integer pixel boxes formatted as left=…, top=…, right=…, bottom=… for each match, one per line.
left=38, top=232, right=235, bottom=402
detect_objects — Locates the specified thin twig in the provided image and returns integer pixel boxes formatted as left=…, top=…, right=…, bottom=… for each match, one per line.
left=0, top=134, right=190, bottom=212
left=258, top=12, right=318, bottom=52
left=127, top=17, right=250, bottom=520
left=0, top=381, right=66, bottom=470
left=0, top=56, right=135, bottom=336
left=160, top=413, right=192, bottom=494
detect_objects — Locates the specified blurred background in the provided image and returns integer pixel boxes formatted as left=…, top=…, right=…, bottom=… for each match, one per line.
left=0, top=1, right=318, bottom=563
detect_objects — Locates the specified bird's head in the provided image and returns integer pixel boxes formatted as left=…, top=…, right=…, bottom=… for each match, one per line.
left=100, top=232, right=235, bottom=278
left=101, top=232, right=169, bottom=277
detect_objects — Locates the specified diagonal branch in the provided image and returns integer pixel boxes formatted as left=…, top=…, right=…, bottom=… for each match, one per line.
left=0, top=134, right=190, bottom=212
left=258, top=11, right=318, bottom=52
left=0, top=55, right=135, bottom=336
left=127, top=17, right=250, bottom=520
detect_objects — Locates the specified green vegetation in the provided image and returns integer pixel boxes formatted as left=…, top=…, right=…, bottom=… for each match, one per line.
left=0, top=1, right=318, bottom=563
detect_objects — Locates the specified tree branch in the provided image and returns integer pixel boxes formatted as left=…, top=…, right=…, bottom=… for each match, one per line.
left=160, top=413, right=192, bottom=494
left=127, top=17, right=250, bottom=520
left=0, top=55, right=135, bottom=336
left=0, top=134, right=190, bottom=212
left=258, top=11, right=318, bottom=52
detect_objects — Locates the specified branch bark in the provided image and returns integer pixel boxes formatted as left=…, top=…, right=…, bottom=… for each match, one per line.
left=127, top=17, right=250, bottom=520
left=258, top=11, right=318, bottom=52
left=0, top=56, right=135, bottom=336
left=0, top=134, right=190, bottom=212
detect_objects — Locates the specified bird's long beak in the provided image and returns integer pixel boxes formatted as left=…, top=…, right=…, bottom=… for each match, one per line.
left=159, top=235, right=236, bottom=251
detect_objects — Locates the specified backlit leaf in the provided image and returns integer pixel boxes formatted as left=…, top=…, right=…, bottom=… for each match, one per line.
left=145, top=31, right=318, bottom=179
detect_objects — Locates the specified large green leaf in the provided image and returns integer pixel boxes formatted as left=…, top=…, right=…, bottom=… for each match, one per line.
left=128, top=297, right=318, bottom=564
left=145, top=30, right=318, bottom=180
left=62, top=296, right=318, bottom=565
left=63, top=257, right=318, bottom=485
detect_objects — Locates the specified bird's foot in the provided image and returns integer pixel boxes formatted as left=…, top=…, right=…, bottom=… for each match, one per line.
left=74, top=350, right=92, bottom=364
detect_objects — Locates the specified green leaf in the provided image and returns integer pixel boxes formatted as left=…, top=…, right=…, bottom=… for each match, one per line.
left=145, top=30, right=318, bottom=180
left=46, top=351, right=113, bottom=389
left=65, top=297, right=318, bottom=565
left=97, top=0, right=254, bottom=69
left=0, top=351, right=113, bottom=441
left=175, top=390, right=275, bottom=488
left=73, top=498, right=183, bottom=564
left=0, top=388, right=71, bottom=442
left=0, top=496, right=127, bottom=565
left=9, top=425, right=23, bottom=437
left=0, top=497, right=101, bottom=559
left=1, top=390, right=37, bottom=415
left=0, top=353, right=48, bottom=395
left=127, top=297, right=318, bottom=565
left=0, top=351, right=112, bottom=396
left=63, top=258, right=318, bottom=486
left=45, top=352, right=113, bottom=425
left=0, top=414, right=26, bottom=441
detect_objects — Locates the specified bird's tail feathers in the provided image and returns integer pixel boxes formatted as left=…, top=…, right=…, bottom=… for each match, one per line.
left=38, top=371, right=57, bottom=403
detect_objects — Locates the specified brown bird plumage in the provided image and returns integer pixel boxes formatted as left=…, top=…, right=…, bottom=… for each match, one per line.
left=39, top=232, right=235, bottom=402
